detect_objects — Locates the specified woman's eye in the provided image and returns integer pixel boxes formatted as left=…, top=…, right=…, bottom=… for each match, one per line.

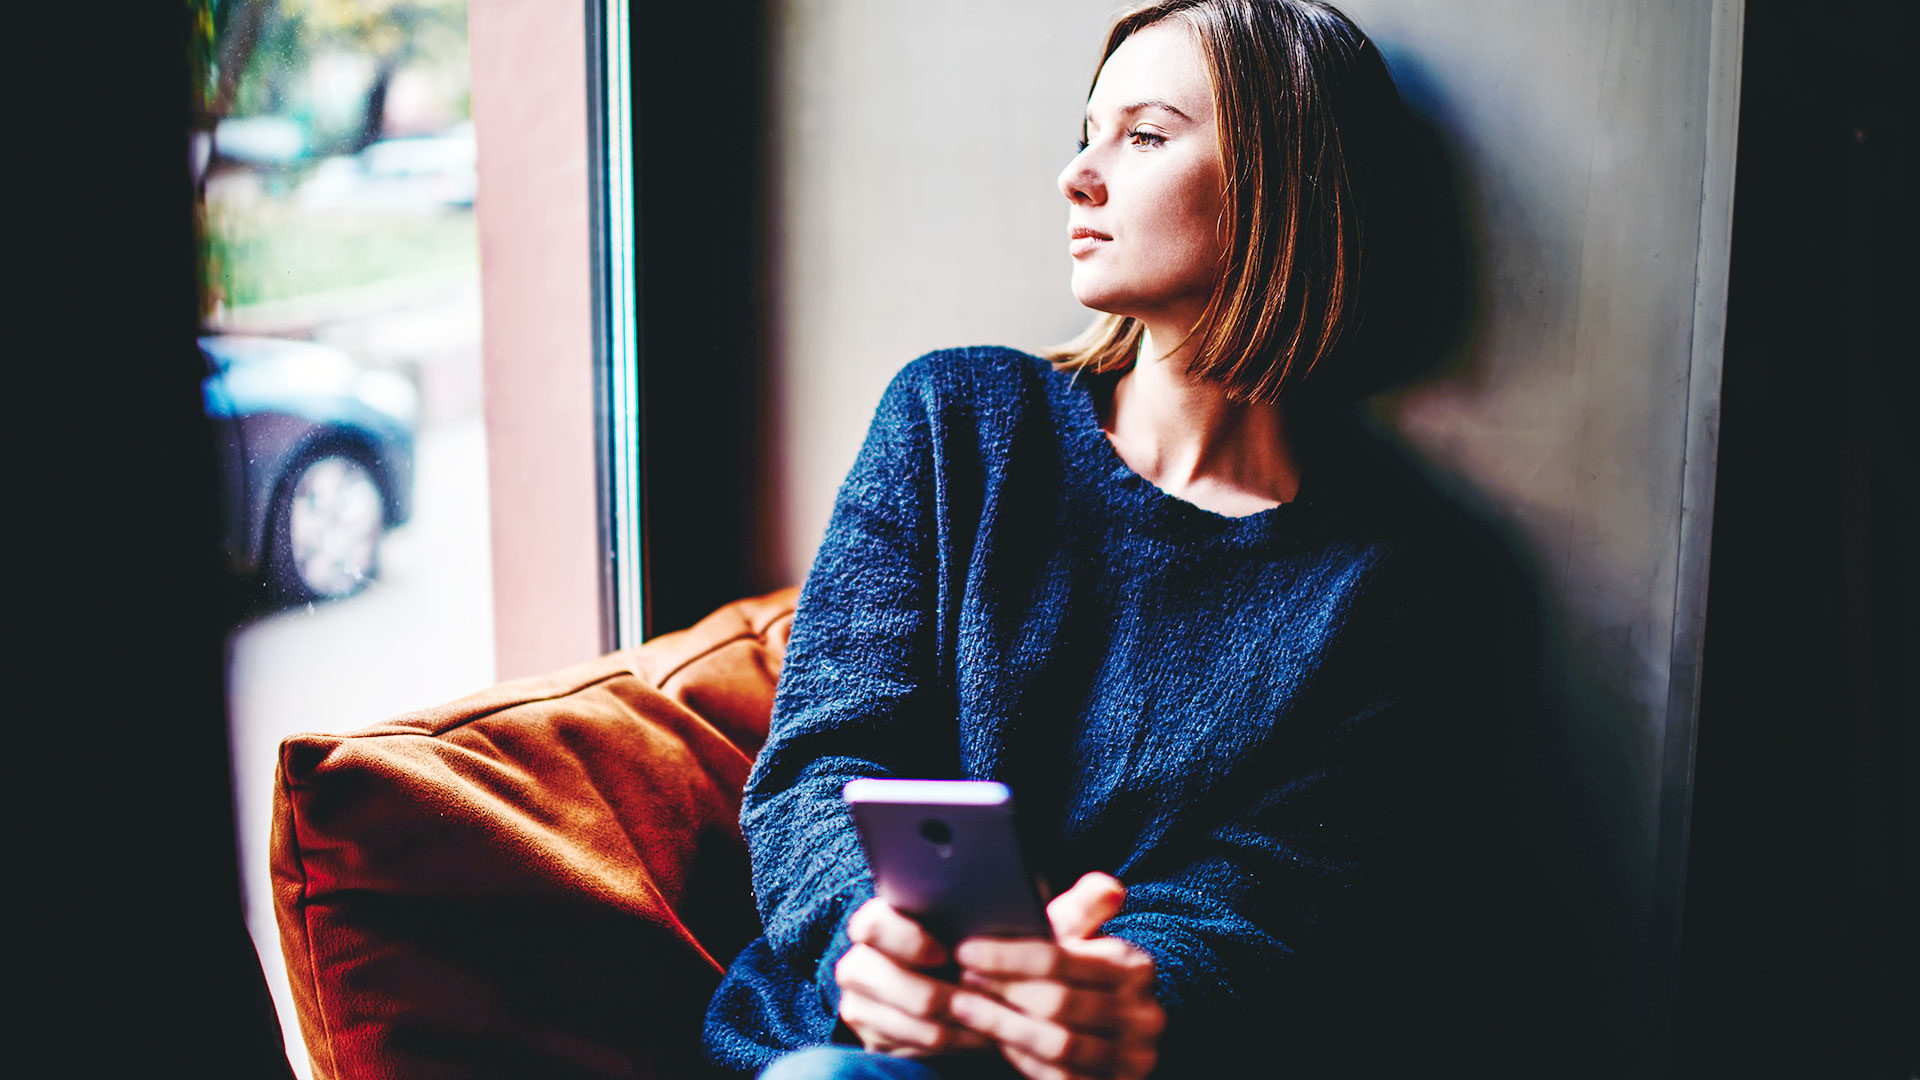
left=1127, top=128, right=1166, bottom=148
left=1074, top=138, right=1090, bottom=154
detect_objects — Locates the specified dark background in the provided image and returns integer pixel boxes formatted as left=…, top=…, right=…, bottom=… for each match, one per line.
left=25, top=3, right=294, bottom=1076
left=1670, top=0, right=1915, bottom=1075
left=34, top=1, right=1909, bottom=1076
left=632, top=0, right=776, bottom=637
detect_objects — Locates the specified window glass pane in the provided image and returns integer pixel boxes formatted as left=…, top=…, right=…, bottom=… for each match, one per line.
left=196, top=1, right=492, bottom=1072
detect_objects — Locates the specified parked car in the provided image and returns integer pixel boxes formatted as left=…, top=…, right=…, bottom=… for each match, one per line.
left=201, top=334, right=417, bottom=603
left=297, top=124, right=477, bottom=212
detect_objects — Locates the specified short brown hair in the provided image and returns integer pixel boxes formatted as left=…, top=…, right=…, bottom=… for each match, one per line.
left=1047, top=0, right=1404, bottom=404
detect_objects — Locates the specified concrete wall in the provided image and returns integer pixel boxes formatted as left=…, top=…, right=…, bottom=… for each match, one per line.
left=1340, top=0, right=1741, bottom=987
left=760, top=0, right=1741, bottom=1061
left=1339, top=0, right=1742, bottom=1057
left=758, top=0, right=1122, bottom=581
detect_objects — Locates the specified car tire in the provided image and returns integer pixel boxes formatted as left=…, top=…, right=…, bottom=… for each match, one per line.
left=266, top=448, right=388, bottom=603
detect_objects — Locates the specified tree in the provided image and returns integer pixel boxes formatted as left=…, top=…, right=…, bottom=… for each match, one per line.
left=275, top=0, right=466, bottom=152
left=195, top=0, right=466, bottom=156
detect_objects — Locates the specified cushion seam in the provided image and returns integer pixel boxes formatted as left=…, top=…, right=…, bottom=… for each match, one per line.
left=652, top=618, right=779, bottom=684
left=650, top=599, right=794, bottom=689
left=324, top=669, right=633, bottom=742
left=652, top=633, right=750, bottom=689
left=751, top=605, right=794, bottom=637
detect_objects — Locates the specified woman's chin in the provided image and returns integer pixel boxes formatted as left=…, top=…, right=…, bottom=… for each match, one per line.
left=1070, top=281, right=1130, bottom=317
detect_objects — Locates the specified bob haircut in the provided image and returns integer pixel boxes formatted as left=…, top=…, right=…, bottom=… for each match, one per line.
left=1047, top=0, right=1406, bottom=404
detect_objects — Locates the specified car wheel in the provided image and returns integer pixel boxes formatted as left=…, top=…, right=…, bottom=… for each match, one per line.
left=267, top=450, right=387, bottom=602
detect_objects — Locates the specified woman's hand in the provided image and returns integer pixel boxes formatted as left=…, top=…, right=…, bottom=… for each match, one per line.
left=949, top=873, right=1165, bottom=1080
left=835, top=897, right=992, bottom=1057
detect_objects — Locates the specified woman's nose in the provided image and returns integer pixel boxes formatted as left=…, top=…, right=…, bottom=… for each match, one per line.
left=1057, top=150, right=1104, bottom=205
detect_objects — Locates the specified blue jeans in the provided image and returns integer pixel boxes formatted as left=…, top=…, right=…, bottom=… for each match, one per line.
left=759, top=1046, right=1020, bottom=1080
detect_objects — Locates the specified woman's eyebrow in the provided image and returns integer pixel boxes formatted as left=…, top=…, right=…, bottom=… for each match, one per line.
left=1084, top=99, right=1197, bottom=129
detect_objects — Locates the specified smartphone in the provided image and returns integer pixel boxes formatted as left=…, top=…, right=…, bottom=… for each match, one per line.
left=843, top=778, right=1052, bottom=945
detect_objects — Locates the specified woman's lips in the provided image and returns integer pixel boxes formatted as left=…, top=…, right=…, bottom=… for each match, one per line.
left=1069, top=227, right=1111, bottom=257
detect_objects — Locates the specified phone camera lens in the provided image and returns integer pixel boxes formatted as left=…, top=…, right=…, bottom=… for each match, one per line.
left=918, top=818, right=954, bottom=845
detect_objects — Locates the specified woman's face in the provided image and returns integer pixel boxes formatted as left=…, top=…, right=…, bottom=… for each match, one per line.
left=1057, top=20, right=1228, bottom=330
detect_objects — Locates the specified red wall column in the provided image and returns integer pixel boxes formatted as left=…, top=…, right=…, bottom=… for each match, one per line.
left=468, top=0, right=603, bottom=677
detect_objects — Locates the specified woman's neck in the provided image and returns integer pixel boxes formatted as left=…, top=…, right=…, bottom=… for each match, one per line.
left=1099, top=326, right=1301, bottom=516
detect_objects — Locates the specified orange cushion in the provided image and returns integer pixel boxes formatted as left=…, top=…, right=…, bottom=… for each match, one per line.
left=272, top=588, right=797, bottom=1080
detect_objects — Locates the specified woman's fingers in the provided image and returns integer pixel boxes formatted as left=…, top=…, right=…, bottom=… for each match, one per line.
left=951, top=930, right=1162, bottom=1079
left=847, top=897, right=948, bottom=969
left=838, top=984, right=989, bottom=1056
left=834, top=941, right=987, bottom=1055
left=949, top=989, right=1141, bottom=1076
left=954, top=935, right=1153, bottom=990
left=1045, top=872, right=1127, bottom=941
left=999, top=1042, right=1103, bottom=1080
left=948, top=891, right=1160, bottom=1080
left=835, top=943, right=954, bottom=1022
left=959, top=970, right=1167, bottom=1037
left=1000, top=1042, right=1158, bottom=1080
left=959, top=970, right=1104, bottom=1030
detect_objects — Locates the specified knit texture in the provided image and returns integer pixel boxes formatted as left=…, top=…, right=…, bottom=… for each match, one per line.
left=703, top=347, right=1516, bottom=1076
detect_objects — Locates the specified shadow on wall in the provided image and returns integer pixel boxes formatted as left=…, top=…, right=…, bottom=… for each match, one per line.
left=1311, top=44, right=1650, bottom=1073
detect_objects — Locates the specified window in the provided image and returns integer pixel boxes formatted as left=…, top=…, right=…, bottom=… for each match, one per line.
left=193, top=1, right=624, bottom=1070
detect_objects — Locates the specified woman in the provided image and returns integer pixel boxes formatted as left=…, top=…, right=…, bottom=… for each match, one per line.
left=704, top=2, right=1505, bottom=1077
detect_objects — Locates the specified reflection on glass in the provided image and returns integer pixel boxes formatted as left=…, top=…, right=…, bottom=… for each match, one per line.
left=194, top=2, right=493, bottom=1074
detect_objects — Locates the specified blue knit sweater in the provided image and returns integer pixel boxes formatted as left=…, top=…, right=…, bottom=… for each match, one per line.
left=702, top=346, right=1496, bottom=1075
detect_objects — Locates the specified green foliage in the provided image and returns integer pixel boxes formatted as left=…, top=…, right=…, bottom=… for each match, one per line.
left=205, top=202, right=477, bottom=309
left=279, top=0, right=466, bottom=60
left=195, top=0, right=477, bottom=316
left=231, top=10, right=306, bottom=119
left=216, top=0, right=469, bottom=136
left=191, top=1, right=217, bottom=112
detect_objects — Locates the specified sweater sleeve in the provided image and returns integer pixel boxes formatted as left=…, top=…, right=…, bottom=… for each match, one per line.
left=739, top=359, right=960, bottom=1026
